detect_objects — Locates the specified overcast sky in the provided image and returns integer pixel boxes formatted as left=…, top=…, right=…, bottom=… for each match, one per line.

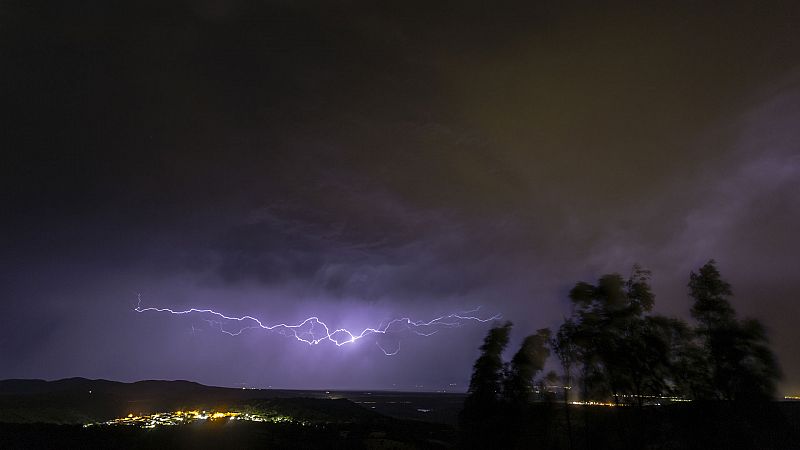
left=2, top=0, right=799, bottom=393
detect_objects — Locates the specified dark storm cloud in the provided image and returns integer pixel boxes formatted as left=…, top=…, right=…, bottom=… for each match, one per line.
left=2, top=0, right=799, bottom=391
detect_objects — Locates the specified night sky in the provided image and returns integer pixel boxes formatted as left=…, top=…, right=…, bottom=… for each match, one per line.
left=2, top=1, right=799, bottom=393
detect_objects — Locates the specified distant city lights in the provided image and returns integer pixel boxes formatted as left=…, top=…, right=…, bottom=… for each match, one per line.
left=83, top=410, right=296, bottom=429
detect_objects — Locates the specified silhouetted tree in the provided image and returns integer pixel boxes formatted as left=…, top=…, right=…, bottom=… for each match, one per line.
left=690, top=260, right=735, bottom=327
left=456, top=262, right=785, bottom=449
left=566, top=265, right=659, bottom=404
left=461, top=321, right=512, bottom=427
left=667, top=318, right=714, bottom=400
left=552, top=319, right=578, bottom=450
left=503, top=328, right=551, bottom=406
left=469, top=321, right=513, bottom=401
left=689, top=260, right=780, bottom=400
left=461, top=323, right=560, bottom=448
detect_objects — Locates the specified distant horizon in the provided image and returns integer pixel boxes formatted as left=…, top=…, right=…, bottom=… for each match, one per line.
left=0, top=376, right=473, bottom=394
left=5, top=376, right=800, bottom=400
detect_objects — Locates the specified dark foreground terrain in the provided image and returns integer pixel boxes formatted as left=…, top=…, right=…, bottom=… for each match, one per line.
left=460, top=400, right=800, bottom=450
left=1, top=378, right=799, bottom=449
left=0, top=378, right=457, bottom=449
left=0, top=420, right=455, bottom=449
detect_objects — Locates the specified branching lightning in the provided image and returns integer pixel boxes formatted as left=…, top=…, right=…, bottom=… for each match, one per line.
left=134, top=295, right=501, bottom=355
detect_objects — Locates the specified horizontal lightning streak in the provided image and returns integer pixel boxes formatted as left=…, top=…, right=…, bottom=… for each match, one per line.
left=134, top=295, right=501, bottom=355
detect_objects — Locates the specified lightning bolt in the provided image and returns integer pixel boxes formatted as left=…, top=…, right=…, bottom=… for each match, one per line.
left=134, top=294, right=501, bottom=355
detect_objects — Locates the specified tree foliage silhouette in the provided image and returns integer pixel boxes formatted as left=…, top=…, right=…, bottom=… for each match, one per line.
left=465, top=321, right=512, bottom=409
left=547, top=261, right=781, bottom=406
left=459, top=321, right=512, bottom=448
left=461, top=322, right=554, bottom=448
left=504, top=328, right=551, bottom=406
left=689, top=260, right=780, bottom=400
left=459, top=260, right=784, bottom=450
left=563, top=265, right=678, bottom=405
left=552, top=319, right=578, bottom=450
